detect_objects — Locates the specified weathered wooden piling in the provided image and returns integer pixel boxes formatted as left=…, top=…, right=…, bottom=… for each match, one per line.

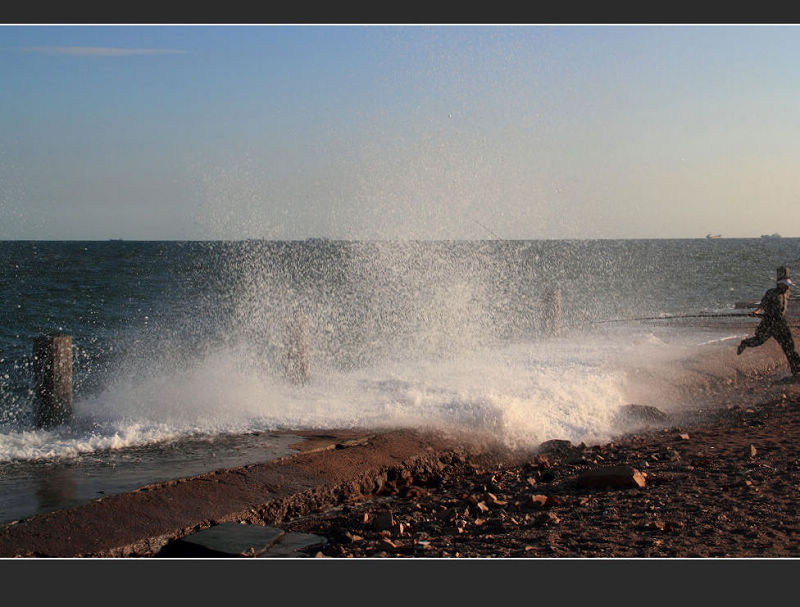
left=284, top=311, right=310, bottom=385
left=33, top=334, right=73, bottom=428
left=542, top=287, right=562, bottom=337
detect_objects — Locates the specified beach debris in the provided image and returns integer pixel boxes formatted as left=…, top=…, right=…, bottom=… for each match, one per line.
left=679, top=433, right=690, bottom=440
left=517, top=493, right=561, bottom=510
left=485, top=492, right=507, bottom=507
left=343, top=531, right=363, bottom=543
left=749, top=444, right=757, bottom=458
left=576, top=466, right=647, bottom=490
left=372, top=509, right=395, bottom=532
left=535, top=512, right=561, bottom=526
left=525, top=494, right=549, bottom=509
left=474, top=500, right=490, bottom=514
left=540, top=470, right=557, bottom=483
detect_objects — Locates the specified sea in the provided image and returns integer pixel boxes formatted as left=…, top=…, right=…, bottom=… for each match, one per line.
left=1, top=237, right=798, bottom=523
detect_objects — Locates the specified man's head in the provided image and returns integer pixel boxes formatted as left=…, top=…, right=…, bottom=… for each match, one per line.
left=778, top=278, right=794, bottom=292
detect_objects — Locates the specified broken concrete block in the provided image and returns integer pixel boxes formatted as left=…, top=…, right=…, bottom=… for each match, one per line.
left=259, top=533, right=328, bottom=558
left=168, top=523, right=285, bottom=557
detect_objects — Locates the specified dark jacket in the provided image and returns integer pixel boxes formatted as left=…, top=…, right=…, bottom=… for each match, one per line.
left=756, top=286, right=790, bottom=325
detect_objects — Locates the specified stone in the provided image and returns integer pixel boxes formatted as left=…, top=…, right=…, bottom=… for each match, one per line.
left=344, top=531, right=363, bottom=543
left=576, top=466, right=647, bottom=490
left=540, top=470, right=556, bottom=483
left=616, top=404, right=669, bottom=424
left=749, top=444, right=757, bottom=458
left=535, top=512, right=561, bottom=526
left=167, top=523, right=286, bottom=557
left=485, top=492, right=507, bottom=507
left=373, top=510, right=395, bottom=532
left=538, top=439, right=573, bottom=454
left=528, top=494, right=549, bottom=508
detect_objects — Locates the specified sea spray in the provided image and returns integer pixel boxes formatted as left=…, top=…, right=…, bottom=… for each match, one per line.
left=1, top=239, right=797, bottom=463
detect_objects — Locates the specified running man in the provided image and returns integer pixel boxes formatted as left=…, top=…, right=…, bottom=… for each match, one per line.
left=737, top=265, right=800, bottom=377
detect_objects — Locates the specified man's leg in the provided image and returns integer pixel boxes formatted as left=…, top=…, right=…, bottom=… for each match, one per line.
left=738, top=323, right=770, bottom=354
left=773, top=324, right=800, bottom=375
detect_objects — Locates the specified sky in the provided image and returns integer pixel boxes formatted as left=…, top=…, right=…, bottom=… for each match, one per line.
left=1, top=24, right=800, bottom=240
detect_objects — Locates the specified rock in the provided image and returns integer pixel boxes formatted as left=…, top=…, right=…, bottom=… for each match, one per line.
left=540, top=470, right=556, bottom=483
left=373, top=510, right=395, bottom=532
left=576, top=466, right=647, bottom=490
left=380, top=537, right=399, bottom=549
left=518, top=493, right=561, bottom=510
left=528, top=494, right=549, bottom=509
left=538, top=439, right=573, bottom=454
left=617, top=404, right=670, bottom=424
left=343, top=531, right=363, bottom=543
left=535, top=512, right=561, bottom=526
left=485, top=492, right=507, bottom=507
left=749, top=444, right=757, bottom=458
left=679, top=433, right=690, bottom=440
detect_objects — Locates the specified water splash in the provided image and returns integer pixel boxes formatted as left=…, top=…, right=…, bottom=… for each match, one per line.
left=0, top=239, right=789, bottom=462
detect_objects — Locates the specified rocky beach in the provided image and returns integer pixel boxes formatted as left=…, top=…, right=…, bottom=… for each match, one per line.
left=1, top=329, right=799, bottom=559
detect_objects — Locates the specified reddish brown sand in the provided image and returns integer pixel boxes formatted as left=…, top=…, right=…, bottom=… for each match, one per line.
left=1, top=330, right=799, bottom=559
left=283, top=388, right=800, bottom=558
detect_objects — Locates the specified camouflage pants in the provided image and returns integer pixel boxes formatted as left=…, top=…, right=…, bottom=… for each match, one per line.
left=741, top=320, right=800, bottom=375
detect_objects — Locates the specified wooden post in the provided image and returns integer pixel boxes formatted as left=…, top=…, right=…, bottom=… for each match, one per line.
left=33, top=334, right=73, bottom=428
left=284, top=311, right=310, bottom=385
left=542, top=287, right=562, bottom=337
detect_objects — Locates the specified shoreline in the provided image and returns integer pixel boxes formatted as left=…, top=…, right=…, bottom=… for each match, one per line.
left=283, top=381, right=800, bottom=558
left=1, top=322, right=799, bottom=558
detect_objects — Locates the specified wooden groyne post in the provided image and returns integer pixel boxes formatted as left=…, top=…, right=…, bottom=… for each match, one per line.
left=33, top=334, right=73, bottom=428
left=542, top=287, right=562, bottom=337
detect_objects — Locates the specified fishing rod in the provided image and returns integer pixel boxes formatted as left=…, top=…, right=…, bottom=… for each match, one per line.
left=577, top=312, right=800, bottom=329
left=587, top=312, right=753, bottom=325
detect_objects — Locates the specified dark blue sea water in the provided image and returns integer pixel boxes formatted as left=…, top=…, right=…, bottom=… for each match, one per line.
left=0, top=238, right=798, bottom=522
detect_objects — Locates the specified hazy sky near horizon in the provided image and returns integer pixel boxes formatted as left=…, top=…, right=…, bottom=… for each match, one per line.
left=2, top=24, right=800, bottom=240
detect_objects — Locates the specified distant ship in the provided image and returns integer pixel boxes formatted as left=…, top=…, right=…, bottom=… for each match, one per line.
left=706, top=233, right=722, bottom=239
left=761, top=233, right=782, bottom=239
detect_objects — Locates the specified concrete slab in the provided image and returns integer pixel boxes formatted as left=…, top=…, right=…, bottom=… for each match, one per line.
left=0, top=429, right=464, bottom=557
left=259, top=532, right=328, bottom=558
left=168, top=523, right=285, bottom=557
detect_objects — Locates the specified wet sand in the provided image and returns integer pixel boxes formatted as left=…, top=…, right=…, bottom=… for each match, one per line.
left=1, top=319, right=799, bottom=558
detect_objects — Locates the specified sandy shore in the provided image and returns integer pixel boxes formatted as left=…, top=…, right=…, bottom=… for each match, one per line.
left=1, top=321, right=799, bottom=558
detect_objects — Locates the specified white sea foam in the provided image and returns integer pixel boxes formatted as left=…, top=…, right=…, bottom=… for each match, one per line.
left=0, top=322, right=742, bottom=462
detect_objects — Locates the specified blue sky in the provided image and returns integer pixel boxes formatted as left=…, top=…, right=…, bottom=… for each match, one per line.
left=2, top=24, right=800, bottom=240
